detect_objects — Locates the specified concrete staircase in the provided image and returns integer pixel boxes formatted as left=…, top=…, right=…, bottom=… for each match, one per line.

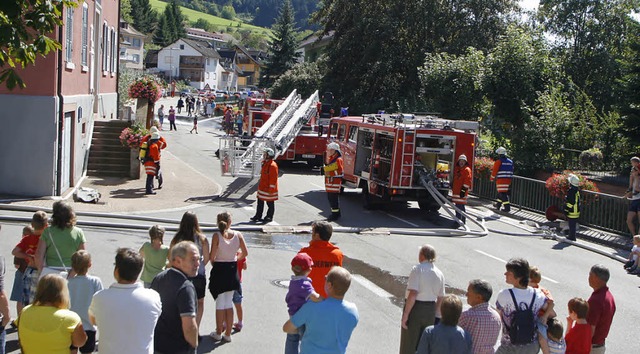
left=87, top=120, right=132, bottom=177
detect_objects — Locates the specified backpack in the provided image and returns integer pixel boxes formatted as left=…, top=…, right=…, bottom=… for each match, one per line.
left=504, top=289, right=537, bottom=345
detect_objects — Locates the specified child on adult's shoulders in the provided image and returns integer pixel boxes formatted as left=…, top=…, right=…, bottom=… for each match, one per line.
left=284, top=252, right=323, bottom=354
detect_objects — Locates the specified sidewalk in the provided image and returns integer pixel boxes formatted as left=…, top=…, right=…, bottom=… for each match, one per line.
left=0, top=150, right=222, bottom=214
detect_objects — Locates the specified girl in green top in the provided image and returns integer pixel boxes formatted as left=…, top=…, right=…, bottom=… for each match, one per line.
left=139, top=225, right=170, bottom=288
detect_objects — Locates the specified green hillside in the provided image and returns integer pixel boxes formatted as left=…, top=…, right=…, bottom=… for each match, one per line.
left=149, top=0, right=272, bottom=36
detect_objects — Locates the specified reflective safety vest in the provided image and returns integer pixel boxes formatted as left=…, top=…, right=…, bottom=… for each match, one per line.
left=491, top=157, right=514, bottom=193
left=564, top=186, right=580, bottom=219
left=324, top=153, right=343, bottom=193
left=452, top=164, right=472, bottom=205
left=144, top=142, right=160, bottom=175
left=257, top=159, right=278, bottom=201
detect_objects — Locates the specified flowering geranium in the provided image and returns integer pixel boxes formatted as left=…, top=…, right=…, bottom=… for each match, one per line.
left=119, top=124, right=148, bottom=149
left=474, top=157, right=495, bottom=179
left=128, top=77, right=162, bottom=103
left=545, top=170, right=599, bottom=199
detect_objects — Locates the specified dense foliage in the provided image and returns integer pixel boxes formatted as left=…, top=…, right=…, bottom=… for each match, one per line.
left=269, top=56, right=325, bottom=98
left=154, top=0, right=187, bottom=47
left=259, top=0, right=300, bottom=88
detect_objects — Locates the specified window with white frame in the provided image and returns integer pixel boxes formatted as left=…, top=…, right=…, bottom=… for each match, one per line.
left=65, top=7, right=74, bottom=63
left=102, top=23, right=107, bottom=72
left=132, top=54, right=140, bottom=63
left=132, top=38, right=141, bottom=47
left=81, top=3, right=88, bottom=67
left=110, top=27, right=117, bottom=73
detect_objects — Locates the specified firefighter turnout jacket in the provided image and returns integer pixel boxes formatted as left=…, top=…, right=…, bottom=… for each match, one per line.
left=491, top=156, right=514, bottom=193
left=452, top=164, right=472, bottom=205
left=564, top=186, right=580, bottom=219
left=144, top=141, right=161, bottom=176
left=323, top=152, right=344, bottom=193
left=257, top=158, right=278, bottom=201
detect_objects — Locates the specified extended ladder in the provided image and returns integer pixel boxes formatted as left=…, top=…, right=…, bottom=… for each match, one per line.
left=219, top=90, right=319, bottom=177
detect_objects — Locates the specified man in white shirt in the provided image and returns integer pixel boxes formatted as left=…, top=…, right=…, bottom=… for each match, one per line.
left=89, top=248, right=162, bottom=354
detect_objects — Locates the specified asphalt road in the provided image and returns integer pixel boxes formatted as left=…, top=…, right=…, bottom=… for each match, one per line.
left=1, top=117, right=638, bottom=353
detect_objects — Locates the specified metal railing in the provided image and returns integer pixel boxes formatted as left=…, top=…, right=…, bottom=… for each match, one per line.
left=472, top=176, right=630, bottom=236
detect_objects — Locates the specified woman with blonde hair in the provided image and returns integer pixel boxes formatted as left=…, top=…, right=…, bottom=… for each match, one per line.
left=170, top=211, right=210, bottom=328
left=17, top=274, right=87, bottom=353
left=209, top=212, right=248, bottom=342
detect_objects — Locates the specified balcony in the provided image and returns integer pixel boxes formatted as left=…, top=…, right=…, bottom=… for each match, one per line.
left=180, top=56, right=205, bottom=69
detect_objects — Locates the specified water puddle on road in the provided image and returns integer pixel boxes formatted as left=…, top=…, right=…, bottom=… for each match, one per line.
left=244, top=232, right=467, bottom=308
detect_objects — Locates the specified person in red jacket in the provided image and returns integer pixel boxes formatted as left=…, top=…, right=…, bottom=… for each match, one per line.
left=144, top=131, right=162, bottom=195
left=491, top=147, right=514, bottom=212
left=452, top=154, right=472, bottom=224
left=251, top=148, right=278, bottom=223
left=323, top=142, right=344, bottom=221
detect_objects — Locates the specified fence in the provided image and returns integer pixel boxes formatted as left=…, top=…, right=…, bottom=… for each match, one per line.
left=472, top=176, right=630, bottom=236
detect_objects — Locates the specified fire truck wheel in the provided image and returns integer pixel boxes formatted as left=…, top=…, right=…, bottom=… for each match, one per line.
left=418, top=199, right=441, bottom=213
left=362, top=184, right=377, bottom=210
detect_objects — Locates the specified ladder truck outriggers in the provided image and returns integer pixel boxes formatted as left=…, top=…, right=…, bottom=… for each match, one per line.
left=327, top=113, right=479, bottom=212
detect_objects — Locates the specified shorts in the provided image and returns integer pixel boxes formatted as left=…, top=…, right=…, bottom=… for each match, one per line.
left=232, top=283, right=243, bottom=304
left=190, top=274, right=206, bottom=299
left=215, top=291, right=234, bottom=310
left=629, top=199, right=640, bottom=212
left=71, top=330, right=96, bottom=353
left=22, top=267, right=39, bottom=305
left=10, top=269, right=24, bottom=302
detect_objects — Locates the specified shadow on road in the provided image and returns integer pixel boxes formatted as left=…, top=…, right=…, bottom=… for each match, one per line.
left=110, top=187, right=148, bottom=199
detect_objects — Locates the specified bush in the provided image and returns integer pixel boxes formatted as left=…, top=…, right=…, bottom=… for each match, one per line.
left=545, top=170, right=599, bottom=199
left=119, top=123, right=148, bottom=149
left=474, top=157, right=495, bottom=179
left=579, top=148, right=604, bottom=170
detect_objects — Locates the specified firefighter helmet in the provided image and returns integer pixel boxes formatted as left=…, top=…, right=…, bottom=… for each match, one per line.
left=495, top=147, right=507, bottom=155
left=263, top=148, right=275, bottom=158
left=327, top=142, right=340, bottom=152
left=458, top=154, right=468, bottom=162
left=568, top=174, right=580, bottom=187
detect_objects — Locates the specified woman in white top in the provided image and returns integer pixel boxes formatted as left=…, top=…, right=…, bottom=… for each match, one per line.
left=209, top=212, right=248, bottom=342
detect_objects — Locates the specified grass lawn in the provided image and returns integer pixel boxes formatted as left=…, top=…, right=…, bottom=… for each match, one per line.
left=149, top=0, right=272, bottom=36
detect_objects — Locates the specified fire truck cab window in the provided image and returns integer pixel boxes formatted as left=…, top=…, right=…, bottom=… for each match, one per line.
left=337, top=124, right=347, bottom=140
left=330, top=122, right=339, bottom=137
left=348, top=126, right=358, bottom=142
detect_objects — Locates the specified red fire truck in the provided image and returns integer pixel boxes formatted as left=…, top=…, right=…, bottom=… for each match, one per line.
left=327, top=113, right=478, bottom=211
left=242, top=96, right=326, bottom=166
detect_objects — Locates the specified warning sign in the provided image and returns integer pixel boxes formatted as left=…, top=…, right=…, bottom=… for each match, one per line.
left=204, top=83, right=211, bottom=91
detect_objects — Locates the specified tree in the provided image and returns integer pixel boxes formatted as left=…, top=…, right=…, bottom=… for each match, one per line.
left=538, top=0, right=640, bottom=112
left=221, top=5, right=237, bottom=20
left=121, top=0, right=134, bottom=23
left=193, top=18, right=213, bottom=32
left=270, top=56, right=326, bottom=98
left=154, top=0, right=186, bottom=47
left=618, top=20, right=640, bottom=146
left=0, top=0, right=76, bottom=89
left=260, top=0, right=300, bottom=88
left=130, top=0, right=158, bottom=34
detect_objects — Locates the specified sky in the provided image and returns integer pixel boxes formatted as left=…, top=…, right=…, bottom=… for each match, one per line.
left=520, top=0, right=539, bottom=11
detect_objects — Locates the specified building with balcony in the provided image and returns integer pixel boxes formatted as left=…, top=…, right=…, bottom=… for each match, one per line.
left=0, top=0, right=119, bottom=197
left=218, top=45, right=264, bottom=89
left=119, top=20, right=145, bottom=70
left=157, top=38, right=223, bottom=90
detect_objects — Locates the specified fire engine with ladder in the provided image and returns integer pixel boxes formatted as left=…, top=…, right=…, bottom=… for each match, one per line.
left=327, top=113, right=479, bottom=212
left=219, top=89, right=323, bottom=176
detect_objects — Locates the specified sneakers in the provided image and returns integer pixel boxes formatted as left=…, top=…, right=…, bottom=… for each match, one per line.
left=210, top=332, right=223, bottom=341
left=222, top=335, right=232, bottom=342
left=250, top=216, right=262, bottom=222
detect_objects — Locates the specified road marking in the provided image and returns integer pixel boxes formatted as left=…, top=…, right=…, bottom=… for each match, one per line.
left=384, top=212, right=420, bottom=227
left=474, top=249, right=559, bottom=284
left=352, top=274, right=394, bottom=298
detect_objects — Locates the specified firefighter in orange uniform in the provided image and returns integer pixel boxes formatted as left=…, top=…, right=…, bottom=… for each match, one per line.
left=323, top=142, right=344, bottom=221
left=452, top=154, right=472, bottom=224
left=141, top=126, right=167, bottom=189
left=490, top=147, right=514, bottom=212
left=144, top=131, right=162, bottom=195
left=251, top=148, right=278, bottom=223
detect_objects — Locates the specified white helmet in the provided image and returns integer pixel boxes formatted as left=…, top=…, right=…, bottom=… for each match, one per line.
left=263, top=148, right=275, bottom=158
left=567, top=174, right=580, bottom=187
left=458, top=154, right=468, bottom=162
left=496, top=147, right=507, bottom=155
left=327, top=142, right=340, bottom=152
